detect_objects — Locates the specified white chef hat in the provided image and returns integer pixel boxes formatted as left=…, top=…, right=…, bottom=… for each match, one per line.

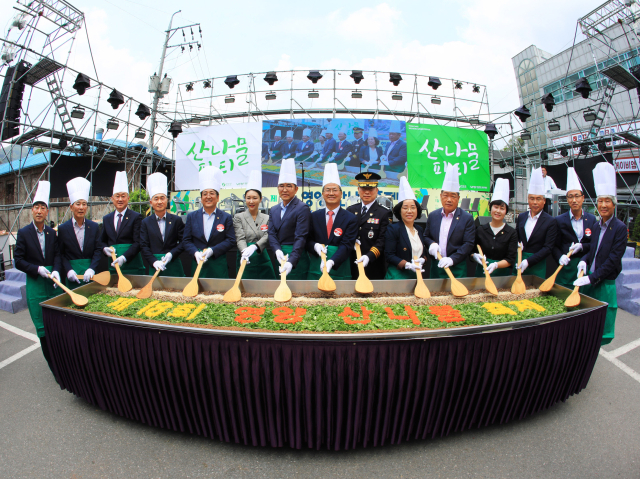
left=324, top=127, right=334, bottom=135
left=286, top=130, right=294, bottom=138
left=368, top=128, right=378, bottom=138
left=491, top=178, right=509, bottom=205
left=33, top=181, right=50, bottom=207
left=593, top=162, right=617, bottom=197
left=442, top=163, right=460, bottom=193
left=389, top=120, right=402, bottom=134
left=339, top=125, right=347, bottom=135
left=66, top=177, right=90, bottom=205
left=147, top=172, right=168, bottom=199
left=246, top=169, right=262, bottom=193
left=199, top=165, right=222, bottom=193
left=528, top=167, right=545, bottom=196
left=278, top=158, right=298, bottom=185
left=302, top=128, right=311, bottom=137
left=566, top=167, right=582, bottom=193
left=398, top=176, right=416, bottom=202
left=322, top=163, right=341, bottom=188
left=113, top=171, right=129, bottom=195
left=274, top=130, right=282, bottom=137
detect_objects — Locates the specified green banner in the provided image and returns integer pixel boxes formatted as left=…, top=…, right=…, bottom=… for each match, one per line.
left=407, top=124, right=490, bottom=191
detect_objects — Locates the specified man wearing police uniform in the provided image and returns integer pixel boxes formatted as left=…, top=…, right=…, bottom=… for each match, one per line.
left=348, top=126, right=366, bottom=168
left=346, top=172, right=389, bottom=280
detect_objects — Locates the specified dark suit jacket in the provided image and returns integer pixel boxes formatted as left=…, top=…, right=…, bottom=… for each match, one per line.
left=58, top=219, right=103, bottom=274
left=14, top=223, right=62, bottom=279
left=584, top=217, right=627, bottom=285
left=100, top=208, right=142, bottom=261
left=295, top=140, right=314, bottom=157
left=334, top=140, right=352, bottom=162
left=140, top=213, right=185, bottom=265
left=423, top=207, right=475, bottom=266
left=183, top=208, right=235, bottom=259
left=552, top=210, right=598, bottom=261
left=516, top=211, right=558, bottom=267
left=348, top=137, right=366, bottom=166
left=385, top=222, right=427, bottom=268
left=359, top=145, right=384, bottom=164
left=281, top=140, right=297, bottom=158
left=270, top=140, right=285, bottom=158
left=268, top=196, right=311, bottom=268
left=475, top=222, right=518, bottom=265
left=306, top=207, right=357, bottom=269
left=321, top=138, right=337, bottom=160
left=346, top=200, right=389, bottom=265
left=384, top=139, right=407, bottom=167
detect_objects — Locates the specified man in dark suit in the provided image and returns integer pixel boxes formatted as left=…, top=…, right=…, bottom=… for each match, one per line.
left=333, top=128, right=352, bottom=168
left=269, top=130, right=284, bottom=162
left=268, top=158, right=312, bottom=280
left=140, top=173, right=185, bottom=277
left=382, top=120, right=407, bottom=173
left=100, top=171, right=145, bottom=275
left=515, top=167, right=558, bottom=278
left=348, top=126, right=366, bottom=168
left=58, top=177, right=103, bottom=289
left=183, top=166, right=235, bottom=278
left=346, top=172, right=389, bottom=280
left=424, top=164, right=475, bottom=279
left=14, top=180, right=61, bottom=369
left=294, top=128, right=315, bottom=161
left=319, top=127, right=336, bottom=163
left=281, top=130, right=297, bottom=160
left=306, top=164, right=357, bottom=280
left=551, top=167, right=597, bottom=288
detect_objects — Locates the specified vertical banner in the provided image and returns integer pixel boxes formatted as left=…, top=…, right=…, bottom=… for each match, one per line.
left=175, top=123, right=262, bottom=190
left=406, top=124, right=490, bottom=191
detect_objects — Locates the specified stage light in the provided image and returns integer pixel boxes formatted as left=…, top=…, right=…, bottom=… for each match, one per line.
left=350, top=70, right=364, bottom=84
left=97, top=147, right=104, bottom=156
left=203, top=80, right=212, bottom=88
left=106, top=118, right=119, bottom=130
left=431, top=96, right=441, bottom=104
left=472, top=84, right=480, bottom=93
left=583, top=108, right=597, bottom=122
left=58, top=136, right=67, bottom=149
left=224, top=75, right=240, bottom=89
left=116, top=149, right=123, bottom=160
left=579, top=145, right=589, bottom=155
left=169, top=121, right=183, bottom=138
left=484, top=123, right=498, bottom=140
left=135, top=103, right=151, bottom=121
left=428, top=76, right=441, bottom=90
left=72, top=73, right=91, bottom=95
left=264, top=72, right=278, bottom=85
left=455, top=81, right=463, bottom=90
left=499, top=160, right=507, bottom=169
left=134, top=128, right=146, bottom=139
left=308, top=90, right=319, bottom=98
left=514, top=105, right=531, bottom=123
left=70, top=105, right=85, bottom=119
left=265, top=92, right=276, bottom=100
left=575, top=78, right=592, bottom=99
left=189, top=117, right=201, bottom=124
left=107, top=89, right=125, bottom=109
left=186, top=82, right=194, bottom=92
left=521, top=130, right=532, bottom=140
left=547, top=119, right=561, bottom=132
left=80, top=141, right=90, bottom=153
left=224, top=95, right=235, bottom=103
left=307, top=71, right=323, bottom=83
left=541, top=151, right=548, bottom=161
left=351, top=90, right=362, bottom=99
left=389, top=73, right=402, bottom=86
left=469, top=117, right=479, bottom=125
left=392, top=92, right=402, bottom=100
left=598, top=140, right=609, bottom=152
left=541, top=93, right=555, bottom=112
left=560, top=148, right=568, bottom=157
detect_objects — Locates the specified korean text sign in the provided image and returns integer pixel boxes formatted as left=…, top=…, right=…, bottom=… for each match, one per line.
left=406, top=124, right=490, bottom=191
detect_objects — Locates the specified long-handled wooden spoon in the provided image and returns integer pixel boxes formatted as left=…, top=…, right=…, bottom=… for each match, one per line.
left=48, top=273, right=88, bottom=307
left=92, top=271, right=111, bottom=286
left=564, top=270, right=584, bottom=308
left=223, top=259, right=247, bottom=303
left=539, top=250, right=573, bottom=292
left=477, top=245, right=498, bottom=296
left=110, top=249, right=132, bottom=292
left=274, top=259, right=292, bottom=303
left=436, top=252, right=468, bottom=297
left=511, top=245, right=527, bottom=295
left=354, top=243, right=373, bottom=294
left=183, top=248, right=210, bottom=298
left=137, top=268, right=162, bottom=299
left=318, top=245, right=336, bottom=292
left=413, top=255, right=431, bottom=299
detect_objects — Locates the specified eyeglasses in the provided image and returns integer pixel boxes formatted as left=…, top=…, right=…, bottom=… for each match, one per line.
left=566, top=194, right=583, bottom=200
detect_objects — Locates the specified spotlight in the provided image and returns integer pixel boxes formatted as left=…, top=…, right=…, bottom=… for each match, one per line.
left=70, top=105, right=85, bottom=119
left=351, top=90, right=362, bottom=99
left=186, top=82, right=194, bottom=92
left=583, top=109, right=597, bottom=122
left=575, top=78, right=592, bottom=99
left=134, top=128, right=146, bottom=139
left=579, top=145, right=589, bottom=155
left=72, top=73, right=91, bottom=95
left=391, top=92, right=403, bottom=101
left=350, top=70, right=364, bottom=84
left=499, top=160, right=507, bottom=169
left=135, top=103, right=151, bottom=121
left=521, top=130, right=532, bottom=140
left=469, top=117, right=480, bottom=125
left=58, top=136, right=67, bottom=149
left=472, top=84, right=480, bottom=93
left=560, top=148, right=568, bottom=157
left=97, top=147, right=105, bottom=156
left=514, top=105, right=531, bottom=123
left=308, top=90, right=319, bottom=98
left=203, top=80, right=212, bottom=88
left=107, top=89, right=125, bottom=109
left=455, top=81, right=463, bottom=90
left=106, top=118, right=119, bottom=130
left=265, top=92, right=276, bottom=100
left=541, top=93, right=555, bottom=112
left=224, top=95, right=235, bottom=103
left=264, top=71, right=278, bottom=85
left=598, top=140, right=609, bottom=152
left=307, top=70, right=323, bottom=83
left=80, top=141, right=90, bottom=153
left=189, top=117, right=201, bottom=124
left=431, top=96, right=441, bottom=105
left=428, top=76, right=441, bottom=90
left=116, top=149, right=123, bottom=160
left=547, top=119, right=561, bottom=132
left=224, top=75, right=240, bottom=89
left=484, top=123, right=498, bottom=140
left=541, top=151, right=548, bottom=161
left=169, top=121, right=183, bottom=138
left=389, top=73, right=402, bottom=86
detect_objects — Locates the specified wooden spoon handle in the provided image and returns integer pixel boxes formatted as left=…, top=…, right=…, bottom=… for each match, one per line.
left=280, top=259, right=288, bottom=282
left=436, top=252, right=455, bottom=280
left=319, top=245, right=328, bottom=274
left=477, top=245, right=490, bottom=276
left=48, top=273, right=72, bottom=295
left=516, top=246, right=523, bottom=279
left=573, top=269, right=584, bottom=292
left=235, top=260, right=247, bottom=287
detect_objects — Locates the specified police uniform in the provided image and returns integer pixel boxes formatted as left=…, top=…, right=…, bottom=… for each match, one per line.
left=348, top=127, right=366, bottom=168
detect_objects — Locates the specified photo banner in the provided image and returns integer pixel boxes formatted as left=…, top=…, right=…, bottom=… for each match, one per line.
left=406, top=124, right=490, bottom=191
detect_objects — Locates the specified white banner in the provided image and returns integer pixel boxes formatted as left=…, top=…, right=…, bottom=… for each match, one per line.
left=175, top=123, right=262, bottom=190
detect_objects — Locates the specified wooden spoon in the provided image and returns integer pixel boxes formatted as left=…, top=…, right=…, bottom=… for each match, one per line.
left=413, top=255, right=431, bottom=299
left=477, top=245, right=498, bottom=296
left=110, top=249, right=132, bottom=292
left=183, top=248, right=210, bottom=298
left=511, top=245, right=527, bottom=295
left=318, top=245, right=336, bottom=292
left=539, top=250, right=573, bottom=292
left=274, top=259, right=292, bottom=303
left=137, top=268, right=161, bottom=299
left=223, top=259, right=247, bottom=303
left=436, top=252, right=468, bottom=297
left=91, top=270, right=111, bottom=286
left=564, top=270, right=584, bottom=308
left=48, top=273, right=88, bottom=307
left=354, top=243, right=373, bottom=294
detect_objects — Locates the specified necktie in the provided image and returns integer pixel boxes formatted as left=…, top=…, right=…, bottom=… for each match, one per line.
left=361, top=205, right=367, bottom=216
left=116, top=213, right=122, bottom=233
left=327, top=210, right=334, bottom=238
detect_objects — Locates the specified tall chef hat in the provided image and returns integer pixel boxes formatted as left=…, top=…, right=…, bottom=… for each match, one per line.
left=389, top=120, right=402, bottom=134
left=286, top=130, right=294, bottom=138
left=322, top=163, right=341, bottom=188
left=528, top=167, right=545, bottom=196
left=113, top=171, right=129, bottom=195
left=302, top=128, right=311, bottom=137
left=147, top=172, right=168, bottom=199
left=278, top=158, right=298, bottom=186
left=368, top=128, right=378, bottom=138
left=246, top=169, right=262, bottom=193
left=442, top=163, right=460, bottom=193
left=66, top=177, right=90, bottom=205
left=593, top=162, right=617, bottom=197
left=398, top=176, right=416, bottom=202
left=33, top=180, right=51, bottom=207
left=491, top=178, right=510, bottom=205
left=199, top=166, right=222, bottom=193
left=566, top=167, right=582, bottom=193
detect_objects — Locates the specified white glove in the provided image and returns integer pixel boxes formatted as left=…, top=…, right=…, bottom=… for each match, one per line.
left=153, top=260, right=166, bottom=271
left=194, top=251, right=207, bottom=263
left=111, top=256, right=127, bottom=268
left=438, top=257, right=454, bottom=269
left=577, top=261, right=587, bottom=276
left=355, top=239, right=361, bottom=247
left=270, top=152, right=274, bottom=158
left=559, top=255, right=570, bottom=266
left=204, top=249, right=213, bottom=259
left=314, top=243, right=327, bottom=256
left=355, top=255, right=370, bottom=267
left=38, top=266, right=50, bottom=278
left=83, top=268, right=95, bottom=282
left=411, top=259, right=425, bottom=272
left=379, top=155, right=389, bottom=166
left=320, top=259, right=334, bottom=273
left=573, top=276, right=591, bottom=287
left=103, top=246, right=115, bottom=257
left=428, top=243, right=441, bottom=259
left=518, top=242, right=524, bottom=250
left=517, top=259, right=528, bottom=273
left=276, top=250, right=286, bottom=263
left=279, top=262, right=292, bottom=275
left=404, top=262, right=418, bottom=272
left=486, top=262, right=498, bottom=274
left=282, top=154, right=289, bottom=159
left=162, top=252, right=172, bottom=264
left=242, top=245, right=258, bottom=259
left=50, top=271, right=60, bottom=288
left=67, top=270, right=80, bottom=283
left=414, top=257, right=425, bottom=266
left=472, top=253, right=485, bottom=265
left=569, top=242, right=583, bottom=254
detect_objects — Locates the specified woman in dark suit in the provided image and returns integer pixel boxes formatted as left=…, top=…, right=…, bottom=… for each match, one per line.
left=471, top=179, right=517, bottom=277
left=359, top=128, right=384, bottom=169
left=384, top=177, right=428, bottom=279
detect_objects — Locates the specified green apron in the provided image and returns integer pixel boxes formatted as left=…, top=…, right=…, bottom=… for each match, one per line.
left=556, top=255, right=581, bottom=289
left=66, top=258, right=92, bottom=289
left=153, top=253, right=185, bottom=278
left=280, top=244, right=310, bottom=281
left=191, top=252, right=228, bottom=279
left=474, top=258, right=514, bottom=278
left=431, top=258, right=467, bottom=279
left=581, top=279, right=617, bottom=346
left=26, top=265, right=56, bottom=338
left=515, top=251, right=547, bottom=278
left=108, top=243, right=146, bottom=275
left=385, top=264, right=418, bottom=280
left=235, top=243, right=276, bottom=280
left=307, top=245, right=351, bottom=281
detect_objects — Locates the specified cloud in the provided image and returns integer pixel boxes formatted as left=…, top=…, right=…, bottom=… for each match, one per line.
left=333, top=3, right=402, bottom=41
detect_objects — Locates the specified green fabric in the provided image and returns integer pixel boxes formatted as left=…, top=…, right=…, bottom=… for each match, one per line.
left=515, top=251, right=547, bottom=278
left=582, top=279, right=617, bottom=346
left=108, top=243, right=146, bottom=275
left=430, top=258, right=467, bottom=279
left=192, top=252, right=228, bottom=279
left=236, top=243, right=276, bottom=280
left=307, top=245, right=352, bottom=280
left=281, top=244, right=310, bottom=281
left=153, top=253, right=185, bottom=278
left=556, top=255, right=581, bottom=289
left=384, top=264, right=418, bottom=280
left=474, top=258, right=514, bottom=278
left=66, top=258, right=91, bottom=289
left=26, top=266, right=56, bottom=338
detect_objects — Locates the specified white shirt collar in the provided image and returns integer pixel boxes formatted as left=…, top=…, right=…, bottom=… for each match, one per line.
left=570, top=210, right=583, bottom=221
left=33, top=221, right=45, bottom=233
left=73, top=218, right=85, bottom=229
left=529, top=210, right=541, bottom=220
left=326, top=205, right=340, bottom=215
left=115, top=207, right=128, bottom=217
left=203, top=208, right=217, bottom=217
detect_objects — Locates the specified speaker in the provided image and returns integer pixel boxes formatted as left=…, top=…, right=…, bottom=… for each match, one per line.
left=0, top=60, right=31, bottom=141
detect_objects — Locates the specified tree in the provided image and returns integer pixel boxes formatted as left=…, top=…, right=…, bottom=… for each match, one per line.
left=501, top=137, right=525, bottom=154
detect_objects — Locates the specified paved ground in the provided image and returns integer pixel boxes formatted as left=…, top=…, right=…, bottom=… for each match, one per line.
left=0, top=307, right=639, bottom=479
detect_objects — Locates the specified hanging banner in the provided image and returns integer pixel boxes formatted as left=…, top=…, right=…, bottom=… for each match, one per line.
left=175, top=123, right=262, bottom=190
left=406, top=124, right=490, bottom=191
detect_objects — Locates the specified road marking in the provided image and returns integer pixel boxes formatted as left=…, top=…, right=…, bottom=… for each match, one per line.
left=607, top=337, right=640, bottom=358
left=0, top=343, right=41, bottom=370
left=599, top=348, right=640, bottom=385
left=0, top=320, right=38, bottom=342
